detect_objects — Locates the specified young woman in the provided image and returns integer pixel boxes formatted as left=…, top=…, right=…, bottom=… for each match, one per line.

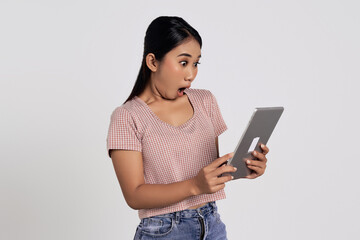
left=107, top=16, right=269, bottom=240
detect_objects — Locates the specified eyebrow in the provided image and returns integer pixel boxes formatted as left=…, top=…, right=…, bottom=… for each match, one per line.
left=177, top=53, right=202, bottom=58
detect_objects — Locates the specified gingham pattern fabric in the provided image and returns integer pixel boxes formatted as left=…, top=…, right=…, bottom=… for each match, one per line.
left=107, top=88, right=227, bottom=219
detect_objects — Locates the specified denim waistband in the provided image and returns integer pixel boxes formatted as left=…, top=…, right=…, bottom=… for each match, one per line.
left=148, top=202, right=217, bottom=219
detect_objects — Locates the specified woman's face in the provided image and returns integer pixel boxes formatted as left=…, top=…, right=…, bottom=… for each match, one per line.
left=150, top=38, right=201, bottom=100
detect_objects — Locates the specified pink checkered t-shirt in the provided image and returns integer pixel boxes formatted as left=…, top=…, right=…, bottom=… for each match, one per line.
left=107, top=88, right=228, bottom=219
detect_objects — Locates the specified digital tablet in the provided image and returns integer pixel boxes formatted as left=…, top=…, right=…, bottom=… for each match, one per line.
left=226, top=107, right=284, bottom=179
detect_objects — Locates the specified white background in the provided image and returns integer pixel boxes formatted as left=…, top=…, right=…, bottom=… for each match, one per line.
left=1, top=0, right=359, bottom=239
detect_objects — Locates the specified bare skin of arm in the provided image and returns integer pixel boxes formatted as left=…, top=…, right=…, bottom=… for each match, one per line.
left=110, top=137, right=236, bottom=210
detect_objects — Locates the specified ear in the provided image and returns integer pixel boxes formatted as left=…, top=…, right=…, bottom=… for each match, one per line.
left=145, top=53, right=158, bottom=72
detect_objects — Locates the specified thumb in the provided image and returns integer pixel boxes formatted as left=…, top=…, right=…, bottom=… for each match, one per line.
left=211, top=152, right=234, bottom=168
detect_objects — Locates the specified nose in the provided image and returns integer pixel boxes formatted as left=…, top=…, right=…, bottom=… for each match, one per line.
left=185, top=67, right=197, bottom=82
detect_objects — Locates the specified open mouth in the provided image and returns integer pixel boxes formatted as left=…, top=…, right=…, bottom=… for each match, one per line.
left=177, top=87, right=186, bottom=97
left=178, top=87, right=186, bottom=93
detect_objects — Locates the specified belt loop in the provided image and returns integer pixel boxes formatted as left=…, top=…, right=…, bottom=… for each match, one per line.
left=175, top=211, right=180, bottom=224
left=210, top=201, right=217, bottom=215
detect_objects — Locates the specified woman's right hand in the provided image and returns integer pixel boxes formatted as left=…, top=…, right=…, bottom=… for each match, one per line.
left=191, top=153, right=237, bottom=195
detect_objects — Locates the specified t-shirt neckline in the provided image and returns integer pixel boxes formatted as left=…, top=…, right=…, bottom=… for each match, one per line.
left=134, top=89, right=196, bottom=129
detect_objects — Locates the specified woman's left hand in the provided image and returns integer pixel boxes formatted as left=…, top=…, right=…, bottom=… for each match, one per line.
left=245, top=144, right=269, bottom=179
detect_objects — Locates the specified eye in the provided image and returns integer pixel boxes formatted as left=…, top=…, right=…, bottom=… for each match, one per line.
left=180, top=61, right=188, bottom=67
left=194, top=62, right=201, bottom=67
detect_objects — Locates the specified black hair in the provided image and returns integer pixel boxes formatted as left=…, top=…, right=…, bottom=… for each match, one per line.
left=124, top=16, right=202, bottom=103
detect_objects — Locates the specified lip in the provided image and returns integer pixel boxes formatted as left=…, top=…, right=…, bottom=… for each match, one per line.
left=177, top=84, right=191, bottom=96
left=177, top=87, right=189, bottom=94
left=179, top=84, right=191, bottom=90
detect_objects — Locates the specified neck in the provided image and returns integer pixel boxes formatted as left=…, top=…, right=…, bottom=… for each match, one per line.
left=138, top=83, right=170, bottom=105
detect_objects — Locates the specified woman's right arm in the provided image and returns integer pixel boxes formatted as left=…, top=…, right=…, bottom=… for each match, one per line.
left=110, top=149, right=237, bottom=210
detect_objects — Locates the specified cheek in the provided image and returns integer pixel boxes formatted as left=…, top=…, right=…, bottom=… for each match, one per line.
left=160, top=61, right=182, bottom=79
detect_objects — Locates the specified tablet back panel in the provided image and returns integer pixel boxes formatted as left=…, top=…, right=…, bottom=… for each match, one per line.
left=228, top=107, right=284, bottom=179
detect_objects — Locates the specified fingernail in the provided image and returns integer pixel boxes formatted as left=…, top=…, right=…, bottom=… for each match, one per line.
left=261, top=144, right=265, bottom=148
left=231, top=176, right=234, bottom=179
left=253, top=151, right=257, bottom=156
left=247, top=160, right=251, bottom=164
left=234, top=167, right=237, bottom=171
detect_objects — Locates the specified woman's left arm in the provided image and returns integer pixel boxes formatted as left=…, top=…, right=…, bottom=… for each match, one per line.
left=245, top=144, right=269, bottom=179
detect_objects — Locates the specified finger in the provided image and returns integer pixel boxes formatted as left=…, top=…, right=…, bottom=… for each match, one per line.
left=247, top=164, right=263, bottom=172
left=215, top=174, right=234, bottom=184
left=211, top=183, right=226, bottom=193
left=252, top=151, right=267, bottom=163
left=245, top=172, right=258, bottom=179
left=212, top=164, right=237, bottom=177
left=260, top=144, right=269, bottom=155
left=210, top=152, right=234, bottom=168
left=246, top=159, right=266, bottom=168
left=245, top=167, right=260, bottom=179
left=247, top=165, right=264, bottom=177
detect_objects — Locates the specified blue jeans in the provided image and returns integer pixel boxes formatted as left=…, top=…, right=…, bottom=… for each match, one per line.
left=133, top=202, right=227, bottom=240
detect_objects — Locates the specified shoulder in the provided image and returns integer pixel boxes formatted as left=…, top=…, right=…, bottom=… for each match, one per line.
left=111, top=102, right=131, bottom=119
left=111, top=98, right=142, bottom=116
left=110, top=98, right=145, bottom=126
left=185, top=88, right=220, bottom=118
left=185, top=88, right=215, bottom=103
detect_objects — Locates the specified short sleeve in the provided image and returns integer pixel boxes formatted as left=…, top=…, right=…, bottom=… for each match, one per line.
left=209, top=92, right=228, bottom=136
left=106, top=107, right=142, bottom=157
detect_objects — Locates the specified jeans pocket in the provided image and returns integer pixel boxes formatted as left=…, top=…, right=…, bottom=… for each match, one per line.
left=141, top=216, right=174, bottom=237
